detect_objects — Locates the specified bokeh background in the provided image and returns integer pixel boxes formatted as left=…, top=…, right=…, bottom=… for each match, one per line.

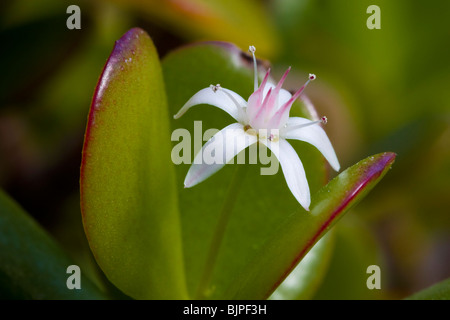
left=0, top=0, right=449, bottom=299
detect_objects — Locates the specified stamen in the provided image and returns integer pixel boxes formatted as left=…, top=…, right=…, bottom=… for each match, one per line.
left=287, top=116, right=327, bottom=131
left=270, top=73, right=317, bottom=127
left=216, top=86, right=247, bottom=121
left=284, top=73, right=317, bottom=109
left=297, top=74, right=316, bottom=95
left=249, top=45, right=258, bottom=91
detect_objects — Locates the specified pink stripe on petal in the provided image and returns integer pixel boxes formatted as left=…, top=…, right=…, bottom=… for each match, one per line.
left=259, top=68, right=271, bottom=92
left=268, top=79, right=310, bottom=128
left=254, top=87, right=272, bottom=121
left=264, top=67, right=291, bottom=118
left=247, top=68, right=271, bottom=122
left=268, top=98, right=294, bottom=129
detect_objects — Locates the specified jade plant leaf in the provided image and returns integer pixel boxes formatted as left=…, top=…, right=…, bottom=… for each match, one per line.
left=227, top=152, right=396, bottom=299
left=269, top=231, right=335, bottom=300
left=405, top=277, right=450, bottom=300
left=313, top=216, right=384, bottom=300
left=0, top=190, right=106, bottom=299
left=80, top=28, right=187, bottom=299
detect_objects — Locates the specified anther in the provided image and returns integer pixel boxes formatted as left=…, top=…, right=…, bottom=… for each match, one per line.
left=212, top=84, right=247, bottom=121
left=210, top=84, right=221, bottom=93
left=249, top=45, right=258, bottom=91
left=281, top=73, right=317, bottom=109
left=287, top=116, right=328, bottom=131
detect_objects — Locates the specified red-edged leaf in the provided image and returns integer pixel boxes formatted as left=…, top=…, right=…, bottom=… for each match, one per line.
left=225, top=152, right=396, bottom=299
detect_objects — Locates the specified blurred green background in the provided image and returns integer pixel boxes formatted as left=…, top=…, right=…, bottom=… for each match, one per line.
left=0, top=0, right=448, bottom=299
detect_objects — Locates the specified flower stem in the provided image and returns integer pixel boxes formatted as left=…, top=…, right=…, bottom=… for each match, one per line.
left=195, top=165, right=248, bottom=299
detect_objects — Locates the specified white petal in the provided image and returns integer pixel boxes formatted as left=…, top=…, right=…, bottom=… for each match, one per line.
left=184, top=123, right=257, bottom=188
left=222, top=88, right=248, bottom=108
left=284, top=117, right=340, bottom=171
left=261, top=138, right=311, bottom=210
left=174, top=87, right=247, bottom=122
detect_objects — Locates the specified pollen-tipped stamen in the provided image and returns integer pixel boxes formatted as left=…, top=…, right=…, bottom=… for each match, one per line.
left=214, top=85, right=247, bottom=121
left=280, top=74, right=316, bottom=113
left=210, top=84, right=221, bottom=92
left=290, top=73, right=316, bottom=102
left=249, top=45, right=258, bottom=91
left=287, top=116, right=328, bottom=131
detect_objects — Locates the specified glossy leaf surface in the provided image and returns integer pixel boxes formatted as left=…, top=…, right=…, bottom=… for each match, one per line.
left=269, top=231, right=335, bottom=300
left=0, top=190, right=106, bottom=299
left=80, top=28, right=187, bottom=299
left=227, top=152, right=395, bottom=298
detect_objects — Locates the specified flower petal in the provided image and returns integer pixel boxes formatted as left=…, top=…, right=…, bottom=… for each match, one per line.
left=174, top=87, right=246, bottom=122
left=268, top=77, right=312, bottom=129
left=247, top=69, right=271, bottom=122
left=261, top=138, right=311, bottom=210
left=250, top=87, right=273, bottom=129
left=252, top=68, right=292, bottom=129
left=284, top=117, right=340, bottom=171
left=263, top=84, right=291, bottom=109
left=184, top=123, right=257, bottom=188
left=248, top=82, right=292, bottom=130
left=262, top=68, right=292, bottom=115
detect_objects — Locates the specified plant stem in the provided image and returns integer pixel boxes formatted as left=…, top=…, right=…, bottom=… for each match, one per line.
left=195, top=165, right=248, bottom=299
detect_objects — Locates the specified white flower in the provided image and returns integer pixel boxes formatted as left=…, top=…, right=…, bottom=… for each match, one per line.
left=174, top=46, right=340, bottom=211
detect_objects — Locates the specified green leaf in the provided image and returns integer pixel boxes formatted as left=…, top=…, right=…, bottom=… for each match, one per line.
left=405, top=278, right=450, bottom=300
left=103, top=0, right=280, bottom=58
left=80, top=28, right=187, bottom=299
left=269, top=231, right=335, bottom=300
left=226, top=152, right=395, bottom=299
left=313, top=215, right=385, bottom=300
left=162, top=42, right=333, bottom=299
left=0, top=190, right=106, bottom=299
